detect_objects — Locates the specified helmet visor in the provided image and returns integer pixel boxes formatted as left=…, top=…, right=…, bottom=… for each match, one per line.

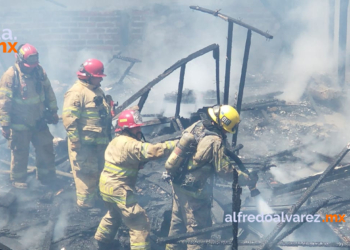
left=23, top=54, right=39, bottom=67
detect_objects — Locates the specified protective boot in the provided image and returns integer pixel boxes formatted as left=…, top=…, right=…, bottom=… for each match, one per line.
left=12, top=182, right=28, bottom=189
left=96, top=240, right=111, bottom=250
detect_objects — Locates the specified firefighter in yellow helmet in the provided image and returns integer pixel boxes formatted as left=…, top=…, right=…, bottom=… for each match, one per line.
left=165, top=105, right=256, bottom=250
left=0, top=43, right=59, bottom=189
left=94, top=109, right=178, bottom=250
left=62, top=59, right=111, bottom=209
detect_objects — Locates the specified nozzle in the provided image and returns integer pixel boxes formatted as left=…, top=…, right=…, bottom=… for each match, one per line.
left=249, top=186, right=261, bottom=197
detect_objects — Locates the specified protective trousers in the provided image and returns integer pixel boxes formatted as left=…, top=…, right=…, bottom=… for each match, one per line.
left=9, top=128, right=56, bottom=183
left=94, top=189, right=150, bottom=250
left=68, top=139, right=106, bottom=208
left=166, top=185, right=212, bottom=250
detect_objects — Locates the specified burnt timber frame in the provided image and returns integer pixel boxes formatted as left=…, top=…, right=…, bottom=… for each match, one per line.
left=189, top=6, right=273, bottom=147
left=113, top=43, right=221, bottom=128
left=109, top=53, right=142, bottom=88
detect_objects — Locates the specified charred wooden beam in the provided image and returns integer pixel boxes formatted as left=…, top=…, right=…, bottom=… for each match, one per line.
left=240, top=99, right=286, bottom=111
left=138, top=90, right=150, bottom=112
left=273, top=163, right=350, bottom=195
left=156, top=223, right=232, bottom=245
left=176, top=240, right=350, bottom=247
left=214, top=46, right=220, bottom=104
left=224, top=20, right=234, bottom=105
left=189, top=6, right=273, bottom=39
left=175, top=65, right=186, bottom=117
left=231, top=168, right=241, bottom=250
left=110, top=54, right=142, bottom=64
left=116, top=62, right=135, bottom=86
left=142, top=117, right=174, bottom=127
left=232, top=29, right=252, bottom=147
left=269, top=199, right=329, bottom=249
left=113, top=44, right=220, bottom=118
left=258, top=143, right=350, bottom=250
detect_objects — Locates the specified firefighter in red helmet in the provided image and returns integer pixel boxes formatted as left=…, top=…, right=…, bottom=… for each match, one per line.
left=62, top=58, right=112, bottom=209
left=0, top=43, right=59, bottom=189
left=94, top=108, right=178, bottom=250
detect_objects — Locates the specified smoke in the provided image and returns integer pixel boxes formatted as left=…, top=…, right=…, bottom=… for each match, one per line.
left=53, top=202, right=70, bottom=241
left=279, top=0, right=335, bottom=102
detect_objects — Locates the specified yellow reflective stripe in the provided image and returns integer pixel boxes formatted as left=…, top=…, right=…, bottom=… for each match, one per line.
left=0, top=115, right=10, bottom=122
left=165, top=245, right=173, bottom=250
left=165, top=141, right=176, bottom=150
left=81, top=136, right=109, bottom=144
left=141, top=143, right=150, bottom=159
left=11, top=124, right=28, bottom=130
left=67, top=130, right=79, bottom=141
left=76, top=191, right=96, bottom=202
left=218, top=155, right=231, bottom=172
left=104, top=162, right=138, bottom=176
left=81, top=110, right=100, bottom=118
left=96, top=225, right=110, bottom=234
left=187, top=159, right=197, bottom=170
left=100, top=192, right=137, bottom=206
left=13, top=94, right=44, bottom=105
left=62, top=107, right=81, bottom=118
left=0, top=88, right=12, bottom=97
left=130, top=242, right=150, bottom=250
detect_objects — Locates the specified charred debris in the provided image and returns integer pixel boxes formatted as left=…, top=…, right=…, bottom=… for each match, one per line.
left=0, top=5, right=350, bottom=250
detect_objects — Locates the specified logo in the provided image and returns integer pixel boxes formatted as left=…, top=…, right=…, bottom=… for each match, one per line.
left=221, top=116, right=231, bottom=126
left=0, top=29, right=18, bottom=53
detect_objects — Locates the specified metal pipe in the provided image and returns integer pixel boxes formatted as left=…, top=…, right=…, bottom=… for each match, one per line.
left=175, top=65, right=186, bottom=117
left=232, top=29, right=252, bottom=147
left=224, top=21, right=234, bottom=105
left=258, top=143, right=350, bottom=250
left=338, top=0, right=349, bottom=86
left=189, top=6, right=273, bottom=39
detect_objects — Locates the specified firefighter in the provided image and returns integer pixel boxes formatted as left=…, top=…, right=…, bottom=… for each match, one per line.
left=62, top=58, right=111, bottom=209
left=94, top=109, right=178, bottom=250
left=0, top=43, right=59, bottom=189
left=165, top=105, right=256, bottom=250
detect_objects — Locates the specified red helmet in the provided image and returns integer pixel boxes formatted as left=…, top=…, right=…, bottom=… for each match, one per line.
left=116, top=110, right=144, bottom=131
left=16, top=43, right=39, bottom=68
left=77, top=58, right=106, bottom=80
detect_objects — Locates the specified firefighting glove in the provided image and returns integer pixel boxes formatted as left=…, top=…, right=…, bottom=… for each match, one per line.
left=237, top=170, right=257, bottom=187
left=71, top=141, right=81, bottom=152
left=51, top=113, right=59, bottom=125
left=1, top=126, right=10, bottom=140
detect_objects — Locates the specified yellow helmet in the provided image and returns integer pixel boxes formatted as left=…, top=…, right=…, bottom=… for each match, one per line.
left=208, top=105, right=240, bottom=133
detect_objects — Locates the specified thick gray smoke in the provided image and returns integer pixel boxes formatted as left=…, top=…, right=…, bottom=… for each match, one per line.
left=0, top=0, right=349, bottom=249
